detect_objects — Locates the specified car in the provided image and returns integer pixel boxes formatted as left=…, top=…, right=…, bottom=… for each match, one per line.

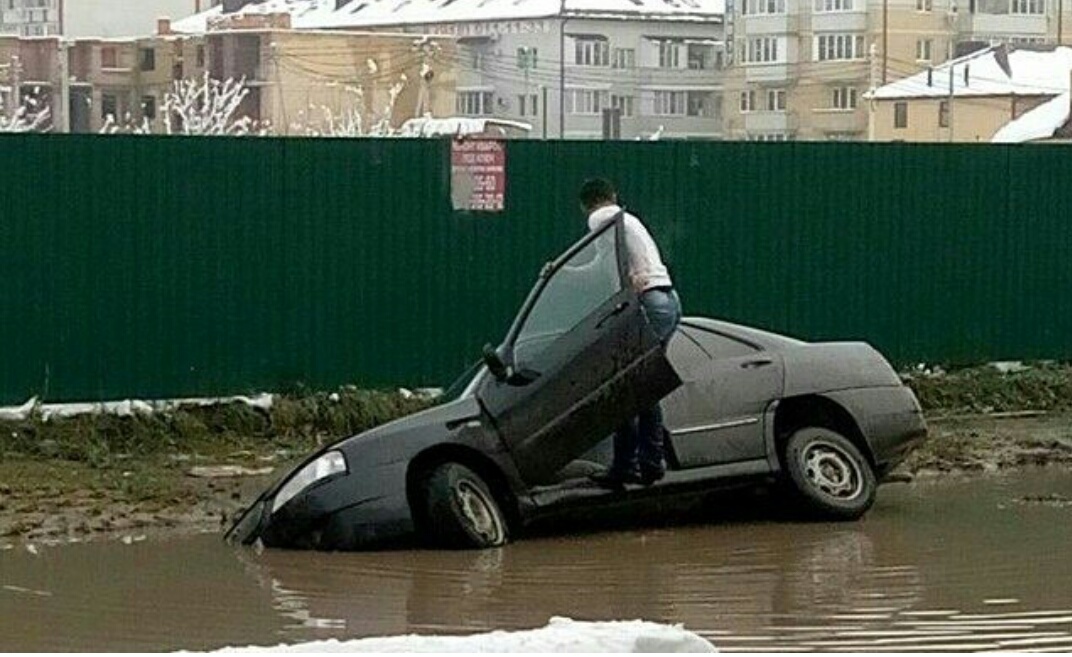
left=225, top=216, right=927, bottom=551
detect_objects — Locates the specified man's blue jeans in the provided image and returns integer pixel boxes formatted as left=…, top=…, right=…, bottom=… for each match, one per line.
left=610, top=287, right=682, bottom=477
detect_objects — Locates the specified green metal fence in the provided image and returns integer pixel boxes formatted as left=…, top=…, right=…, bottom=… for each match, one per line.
left=2, top=135, right=1070, bottom=404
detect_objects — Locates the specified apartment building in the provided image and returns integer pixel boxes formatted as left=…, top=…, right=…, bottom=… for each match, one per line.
left=174, top=0, right=727, bottom=140
left=723, top=0, right=1071, bottom=140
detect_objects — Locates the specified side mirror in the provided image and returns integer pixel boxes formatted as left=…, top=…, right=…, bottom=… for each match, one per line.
left=507, top=367, right=541, bottom=386
left=482, top=343, right=509, bottom=381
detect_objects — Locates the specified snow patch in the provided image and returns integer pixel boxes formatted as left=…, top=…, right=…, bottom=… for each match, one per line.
left=0, top=393, right=275, bottom=422
left=991, top=92, right=1070, bottom=143
left=211, top=617, right=717, bottom=653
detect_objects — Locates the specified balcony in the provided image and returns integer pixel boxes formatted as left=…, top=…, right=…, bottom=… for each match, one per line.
left=810, top=107, right=866, bottom=133
left=744, top=109, right=797, bottom=131
left=745, top=63, right=792, bottom=83
left=809, top=10, right=869, bottom=32
left=636, top=66, right=724, bottom=87
left=956, top=11, right=1049, bottom=38
left=736, top=14, right=800, bottom=34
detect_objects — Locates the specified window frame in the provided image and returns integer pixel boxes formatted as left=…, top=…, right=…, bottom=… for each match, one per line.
left=894, top=101, right=908, bottom=129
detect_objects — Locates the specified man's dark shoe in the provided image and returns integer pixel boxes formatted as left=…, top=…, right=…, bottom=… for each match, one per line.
left=637, top=467, right=665, bottom=486
left=589, top=469, right=641, bottom=489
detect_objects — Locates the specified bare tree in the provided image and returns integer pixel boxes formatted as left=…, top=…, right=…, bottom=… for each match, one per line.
left=0, top=89, right=51, bottom=133
left=99, top=73, right=264, bottom=136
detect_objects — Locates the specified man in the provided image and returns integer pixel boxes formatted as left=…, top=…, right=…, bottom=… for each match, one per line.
left=579, top=178, right=682, bottom=488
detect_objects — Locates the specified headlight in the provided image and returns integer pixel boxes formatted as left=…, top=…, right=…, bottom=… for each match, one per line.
left=272, top=450, right=348, bottom=513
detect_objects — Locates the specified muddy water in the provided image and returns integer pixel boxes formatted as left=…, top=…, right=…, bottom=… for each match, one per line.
left=2, top=471, right=1071, bottom=652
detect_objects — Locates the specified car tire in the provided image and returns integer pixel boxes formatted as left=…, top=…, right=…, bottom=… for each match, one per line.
left=783, top=427, right=876, bottom=520
left=421, top=462, right=509, bottom=549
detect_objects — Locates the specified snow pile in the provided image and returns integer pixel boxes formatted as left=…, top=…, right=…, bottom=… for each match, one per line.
left=0, top=393, right=274, bottom=422
left=398, top=116, right=533, bottom=138
left=991, top=92, right=1070, bottom=143
left=212, top=617, right=717, bottom=653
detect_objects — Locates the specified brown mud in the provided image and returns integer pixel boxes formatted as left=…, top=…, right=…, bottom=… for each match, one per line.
left=2, top=365, right=1071, bottom=546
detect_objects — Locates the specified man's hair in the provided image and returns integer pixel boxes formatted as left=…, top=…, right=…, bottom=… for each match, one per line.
left=579, top=178, right=617, bottom=211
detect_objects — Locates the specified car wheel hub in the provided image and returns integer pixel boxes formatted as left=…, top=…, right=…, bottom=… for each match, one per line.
left=802, top=441, right=862, bottom=500
left=455, top=481, right=503, bottom=543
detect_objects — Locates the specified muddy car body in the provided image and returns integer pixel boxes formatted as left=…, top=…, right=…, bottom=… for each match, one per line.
left=227, top=217, right=926, bottom=551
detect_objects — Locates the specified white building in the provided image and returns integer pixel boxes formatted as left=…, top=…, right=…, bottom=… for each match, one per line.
left=1, top=0, right=212, bottom=37
left=174, top=0, right=726, bottom=140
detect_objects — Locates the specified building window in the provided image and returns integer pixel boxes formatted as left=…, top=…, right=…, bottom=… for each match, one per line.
left=686, top=91, right=715, bottom=117
left=142, top=95, right=157, bottom=120
left=740, top=89, right=757, bottom=112
left=1011, top=0, right=1044, bottom=13
left=741, top=37, right=782, bottom=63
left=916, top=0, right=933, bottom=10
left=939, top=100, right=949, bottom=127
left=742, top=0, right=786, bottom=14
left=612, top=48, right=635, bottom=69
left=101, top=92, right=117, bottom=120
left=611, top=94, right=634, bottom=117
left=815, top=34, right=865, bottom=61
left=658, top=40, right=682, bottom=68
left=916, top=39, right=933, bottom=61
left=748, top=132, right=790, bottom=141
left=569, top=89, right=607, bottom=115
left=832, top=86, right=857, bottom=109
left=687, top=42, right=715, bottom=69
left=654, top=90, right=686, bottom=115
left=139, top=47, right=155, bottom=72
left=101, top=46, right=118, bottom=68
left=574, top=37, right=610, bottom=66
left=894, top=101, right=908, bottom=128
left=457, top=90, right=493, bottom=115
left=518, top=93, right=539, bottom=116
left=767, top=88, right=786, bottom=111
left=815, top=0, right=854, bottom=10
left=196, top=45, right=206, bottom=68
left=517, top=47, right=538, bottom=70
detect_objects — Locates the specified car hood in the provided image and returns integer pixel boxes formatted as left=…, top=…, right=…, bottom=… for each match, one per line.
left=269, top=395, right=483, bottom=490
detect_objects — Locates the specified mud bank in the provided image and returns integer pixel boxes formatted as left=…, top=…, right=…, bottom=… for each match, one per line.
left=1, top=365, right=1071, bottom=546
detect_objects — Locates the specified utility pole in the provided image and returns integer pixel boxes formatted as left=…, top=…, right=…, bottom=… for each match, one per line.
left=882, top=0, right=889, bottom=84
left=868, top=42, right=878, bottom=141
left=559, top=8, right=567, bottom=139
left=541, top=85, right=548, bottom=139
left=12, top=54, right=21, bottom=114
left=948, top=60, right=955, bottom=142
left=57, top=39, right=70, bottom=132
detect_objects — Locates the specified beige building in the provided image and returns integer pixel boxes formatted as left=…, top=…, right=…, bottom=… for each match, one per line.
left=867, top=44, right=1072, bottom=141
left=1, top=35, right=63, bottom=128
left=66, top=31, right=207, bottom=132
left=723, top=0, right=1072, bottom=140
left=201, top=14, right=457, bottom=135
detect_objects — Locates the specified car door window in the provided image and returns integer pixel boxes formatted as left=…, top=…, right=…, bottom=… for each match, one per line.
left=513, top=228, right=620, bottom=368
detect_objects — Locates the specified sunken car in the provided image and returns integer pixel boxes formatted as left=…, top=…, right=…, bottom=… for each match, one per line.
left=227, top=217, right=926, bottom=551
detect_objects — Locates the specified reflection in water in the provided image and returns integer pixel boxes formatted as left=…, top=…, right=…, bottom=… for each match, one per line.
left=1, top=471, right=1071, bottom=651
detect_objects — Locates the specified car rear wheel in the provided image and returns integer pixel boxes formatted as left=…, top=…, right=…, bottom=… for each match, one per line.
left=421, top=462, right=509, bottom=549
left=783, top=427, right=876, bottom=520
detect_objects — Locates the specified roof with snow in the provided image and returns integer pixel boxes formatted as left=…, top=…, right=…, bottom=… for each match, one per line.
left=173, top=0, right=723, bottom=33
left=866, top=45, right=1072, bottom=101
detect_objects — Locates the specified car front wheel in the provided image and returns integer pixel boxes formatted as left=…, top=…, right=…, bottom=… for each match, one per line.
left=421, top=462, right=509, bottom=549
left=783, top=427, right=876, bottom=520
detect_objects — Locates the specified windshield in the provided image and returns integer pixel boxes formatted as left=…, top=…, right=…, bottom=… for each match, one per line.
left=442, top=360, right=484, bottom=402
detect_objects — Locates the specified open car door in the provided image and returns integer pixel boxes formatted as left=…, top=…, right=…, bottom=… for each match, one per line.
left=477, top=215, right=682, bottom=486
